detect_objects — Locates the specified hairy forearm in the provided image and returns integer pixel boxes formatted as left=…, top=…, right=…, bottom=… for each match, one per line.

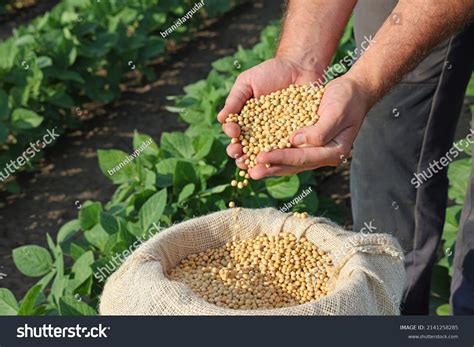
left=276, top=0, right=357, bottom=74
left=347, top=0, right=474, bottom=106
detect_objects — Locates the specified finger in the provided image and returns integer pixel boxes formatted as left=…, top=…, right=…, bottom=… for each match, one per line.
left=222, top=122, right=241, bottom=138
left=226, top=143, right=243, bottom=159
left=217, top=74, right=253, bottom=123
left=256, top=145, right=345, bottom=167
left=235, top=155, right=249, bottom=169
left=249, top=164, right=307, bottom=180
left=290, top=90, right=346, bottom=147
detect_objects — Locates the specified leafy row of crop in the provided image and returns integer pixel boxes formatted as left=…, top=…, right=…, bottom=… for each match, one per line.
left=0, top=21, right=341, bottom=316
left=431, top=74, right=474, bottom=315
left=0, top=0, right=244, bottom=192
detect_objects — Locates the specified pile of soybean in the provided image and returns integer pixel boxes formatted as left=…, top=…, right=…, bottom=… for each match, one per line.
left=168, top=231, right=333, bottom=310
left=225, top=83, right=324, bottom=208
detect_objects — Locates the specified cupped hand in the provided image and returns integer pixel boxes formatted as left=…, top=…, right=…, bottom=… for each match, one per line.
left=216, top=56, right=323, bottom=166
left=248, top=76, right=372, bottom=179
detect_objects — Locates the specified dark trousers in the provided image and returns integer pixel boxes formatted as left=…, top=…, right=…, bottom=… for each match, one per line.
left=352, top=0, right=474, bottom=314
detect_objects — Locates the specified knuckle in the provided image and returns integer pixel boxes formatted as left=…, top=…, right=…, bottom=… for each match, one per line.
left=339, top=145, right=351, bottom=156
left=235, top=72, right=247, bottom=85
left=315, top=132, right=327, bottom=146
left=291, top=152, right=306, bottom=166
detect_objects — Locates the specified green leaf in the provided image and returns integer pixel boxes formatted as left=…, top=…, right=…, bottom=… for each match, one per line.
left=199, top=183, right=229, bottom=197
left=193, top=134, right=214, bottom=159
left=79, top=202, right=102, bottom=230
left=0, top=124, right=8, bottom=142
left=50, top=271, right=68, bottom=303
left=11, top=108, right=44, bottom=129
left=35, top=270, right=56, bottom=292
left=178, top=183, right=195, bottom=203
left=139, top=189, right=167, bottom=229
left=0, top=89, right=10, bottom=120
left=141, top=36, right=165, bottom=60
left=84, top=224, right=109, bottom=252
left=0, top=40, right=18, bottom=70
left=98, top=149, right=137, bottom=184
left=211, top=56, right=235, bottom=72
left=57, top=219, right=81, bottom=244
left=18, top=285, right=42, bottom=315
left=431, top=264, right=451, bottom=300
left=466, top=72, right=474, bottom=97
left=57, top=70, right=85, bottom=84
left=340, top=17, right=354, bottom=45
left=174, top=161, right=198, bottom=192
left=13, top=246, right=53, bottom=277
left=70, top=251, right=94, bottom=290
left=294, top=187, right=319, bottom=213
left=59, top=296, right=97, bottom=316
left=436, top=304, right=450, bottom=316
left=36, top=56, right=53, bottom=69
left=156, top=158, right=177, bottom=187
left=46, top=91, right=74, bottom=108
left=265, top=175, right=300, bottom=200
left=243, top=192, right=275, bottom=208
left=133, top=131, right=159, bottom=157
left=161, top=132, right=195, bottom=158
left=0, top=288, right=19, bottom=315
left=448, top=158, right=471, bottom=204
left=99, top=212, right=119, bottom=234
left=442, top=206, right=461, bottom=246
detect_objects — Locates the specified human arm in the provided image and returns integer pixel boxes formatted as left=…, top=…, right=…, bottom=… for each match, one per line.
left=217, top=0, right=357, bottom=160
left=252, top=0, right=474, bottom=179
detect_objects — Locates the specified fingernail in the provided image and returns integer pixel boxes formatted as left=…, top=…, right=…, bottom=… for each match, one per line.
left=293, top=133, right=306, bottom=146
left=233, top=153, right=241, bottom=159
left=236, top=156, right=244, bottom=163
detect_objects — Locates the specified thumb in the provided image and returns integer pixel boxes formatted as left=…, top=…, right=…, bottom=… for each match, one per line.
left=217, top=74, right=253, bottom=123
left=290, top=114, right=340, bottom=148
left=290, top=93, right=345, bottom=147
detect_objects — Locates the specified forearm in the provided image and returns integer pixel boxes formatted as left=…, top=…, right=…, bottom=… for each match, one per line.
left=346, top=0, right=474, bottom=106
left=276, top=0, right=357, bottom=74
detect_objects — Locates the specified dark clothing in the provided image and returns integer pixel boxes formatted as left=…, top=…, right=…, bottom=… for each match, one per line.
left=352, top=0, right=474, bottom=314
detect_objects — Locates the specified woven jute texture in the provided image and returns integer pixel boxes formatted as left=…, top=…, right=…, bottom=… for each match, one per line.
left=100, top=208, right=405, bottom=315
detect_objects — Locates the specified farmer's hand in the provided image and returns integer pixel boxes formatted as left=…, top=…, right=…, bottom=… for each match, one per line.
left=217, top=56, right=323, bottom=161
left=249, top=76, right=372, bottom=179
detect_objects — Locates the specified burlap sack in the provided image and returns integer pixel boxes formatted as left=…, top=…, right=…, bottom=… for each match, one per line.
left=100, top=208, right=405, bottom=315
